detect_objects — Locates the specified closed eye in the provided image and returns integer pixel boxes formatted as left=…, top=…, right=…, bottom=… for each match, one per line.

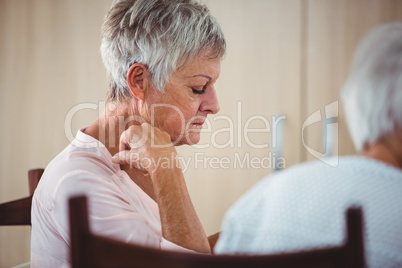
left=192, top=87, right=206, bottom=94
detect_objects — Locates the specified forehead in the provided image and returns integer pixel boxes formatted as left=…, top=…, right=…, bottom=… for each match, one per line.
left=176, top=53, right=221, bottom=80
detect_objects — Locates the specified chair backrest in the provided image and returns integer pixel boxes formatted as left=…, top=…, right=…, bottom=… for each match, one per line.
left=0, top=169, right=44, bottom=226
left=28, top=169, right=43, bottom=196
left=69, top=195, right=366, bottom=268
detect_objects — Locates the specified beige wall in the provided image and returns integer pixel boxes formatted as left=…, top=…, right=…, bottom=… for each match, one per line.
left=1, top=0, right=401, bottom=266
left=304, top=0, right=402, bottom=162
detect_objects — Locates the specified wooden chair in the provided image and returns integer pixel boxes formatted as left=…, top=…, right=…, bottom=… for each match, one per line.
left=0, top=169, right=44, bottom=226
left=69, top=195, right=366, bottom=268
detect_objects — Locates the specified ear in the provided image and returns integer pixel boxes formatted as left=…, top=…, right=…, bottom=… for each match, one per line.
left=127, top=63, right=149, bottom=101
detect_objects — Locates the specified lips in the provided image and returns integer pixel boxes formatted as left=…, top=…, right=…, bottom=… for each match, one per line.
left=191, top=121, right=204, bottom=127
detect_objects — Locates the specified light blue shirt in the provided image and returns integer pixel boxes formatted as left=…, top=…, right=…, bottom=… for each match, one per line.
left=215, top=156, right=402, bottom=268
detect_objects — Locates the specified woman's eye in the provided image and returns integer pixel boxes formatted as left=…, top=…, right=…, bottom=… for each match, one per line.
left=192, top=87, right=206, bottom=94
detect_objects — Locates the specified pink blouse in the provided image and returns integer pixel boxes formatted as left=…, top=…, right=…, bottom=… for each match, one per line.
left=31, top=130, right=192, bottom=267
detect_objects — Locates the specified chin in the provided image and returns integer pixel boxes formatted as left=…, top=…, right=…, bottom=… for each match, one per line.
left=187, top=136, right=201, bottom=145
left=175, top=133, right=200, bottom=146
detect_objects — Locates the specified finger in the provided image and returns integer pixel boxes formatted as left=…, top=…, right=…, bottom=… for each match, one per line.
left=119, top=124, right=150, bottom=152
left=119, top=130, right=131, bottom=152
left=112, top=151, right=150, bottom=176
left=119, top=126, right=138, bottom=152
left=112, top=151, right=141, bottom=169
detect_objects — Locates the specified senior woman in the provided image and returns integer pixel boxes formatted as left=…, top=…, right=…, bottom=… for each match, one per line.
left=31, top=0, right=225, bottom=266
left=215, top=23, right=402, bottom=267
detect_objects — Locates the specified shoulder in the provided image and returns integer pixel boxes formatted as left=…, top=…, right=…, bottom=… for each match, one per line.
left=218, top=157, right=364, bottom=240
left=47, top=141, right=117, bottom=178
left=215, top=157, right=352, bottom=253
left=34, top=143, right=121, bottom=210
left=216, top=156, right=402, bottom=254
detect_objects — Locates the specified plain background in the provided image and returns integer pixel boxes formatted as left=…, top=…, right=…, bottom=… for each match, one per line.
left=1, top=0, right=402, bottom=266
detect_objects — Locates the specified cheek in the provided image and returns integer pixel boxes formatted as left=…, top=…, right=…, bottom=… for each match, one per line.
left=156, top=107, right=186, bottom=132
left=164, top=106, right=198, bottom=135
left=166, top=104, right=198, bottom=124
left=183, top=102, right=201, bottom=118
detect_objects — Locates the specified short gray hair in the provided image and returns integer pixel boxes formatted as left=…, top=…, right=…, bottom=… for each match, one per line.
left=100, top=0, right=226, bottom=101
left=342, top=22, right=402, bottom=151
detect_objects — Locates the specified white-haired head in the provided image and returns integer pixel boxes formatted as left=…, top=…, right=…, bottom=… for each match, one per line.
left=100, top=0, right=226, bottom=102
left=342, top=22, right=402, bottom=152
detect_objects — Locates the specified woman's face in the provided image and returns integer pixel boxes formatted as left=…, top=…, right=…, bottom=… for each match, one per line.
left=146, top=53, right=221, bottom=145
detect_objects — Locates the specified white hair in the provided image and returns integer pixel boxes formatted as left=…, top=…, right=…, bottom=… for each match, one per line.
left=342, top=22, right=402, bottom=152
left=100, top=0, right=226, bottom=101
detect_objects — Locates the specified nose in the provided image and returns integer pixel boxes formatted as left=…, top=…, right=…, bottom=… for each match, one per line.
left=200, top=88, right=220, bottom=115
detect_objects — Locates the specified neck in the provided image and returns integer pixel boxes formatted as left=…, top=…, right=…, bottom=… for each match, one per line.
left=83, top=101, right=157, bottom=200
left=84, top=102, right=140, bottom=156
left=362, top=131, right=402, bottom=170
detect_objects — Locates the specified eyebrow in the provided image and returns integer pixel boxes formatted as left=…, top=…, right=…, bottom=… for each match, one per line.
left=191, top=74, right=212, bottom=81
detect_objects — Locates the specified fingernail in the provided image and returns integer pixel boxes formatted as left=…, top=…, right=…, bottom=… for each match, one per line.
left=111, top=154, right=120, bottom=164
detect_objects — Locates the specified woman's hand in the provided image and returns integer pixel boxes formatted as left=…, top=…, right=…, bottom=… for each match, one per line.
left=112, top=123, right=178, bottom=175
left=112, top=122, right=211, bottom=253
